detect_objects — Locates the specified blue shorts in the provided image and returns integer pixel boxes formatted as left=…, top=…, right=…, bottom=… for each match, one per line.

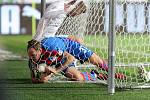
left=64, top=38, right=93, bottom=64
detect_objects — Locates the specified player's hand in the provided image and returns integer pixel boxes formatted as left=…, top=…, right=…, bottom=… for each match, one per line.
left=67, top=1, right=86, bottom=17
left=45, top=67, right=57, bottom=74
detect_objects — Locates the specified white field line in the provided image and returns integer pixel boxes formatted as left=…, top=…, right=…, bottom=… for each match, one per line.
left=0, top=49, right=22, bottom=61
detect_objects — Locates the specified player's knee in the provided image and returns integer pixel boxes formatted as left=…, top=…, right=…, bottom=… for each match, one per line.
left=64, top=67, right=84, bottom=81
left=75, top=74, right=84, bottom=81
left=89, top=53, right=103, bottom=65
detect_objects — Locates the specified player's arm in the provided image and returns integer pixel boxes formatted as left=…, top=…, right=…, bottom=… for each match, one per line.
left=28, top=59, right=42, bottom=83
left=55, top=51, right=75, bottom=72
left=30, top=67, right=58, bottom=83
left=63, top=51, right=75, bottom=66
left=32, top=53, right=75, bottom=80
left=30, top=70, right=44, bottom=83
left=29, top=61, right=56, bottom=83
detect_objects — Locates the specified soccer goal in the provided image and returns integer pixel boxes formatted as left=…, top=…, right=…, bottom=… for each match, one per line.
left=37, top=0, right=150, bottom=93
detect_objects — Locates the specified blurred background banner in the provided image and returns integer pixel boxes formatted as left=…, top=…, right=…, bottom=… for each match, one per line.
left=0, top=4, right=41, bottom=35
left=0, top=0, right=150, bottom=35
left=0, top=0, right=52, bottom=35
left=0, top=0, right=41, bottom=4
left=0, top=0, right=41, bottom=35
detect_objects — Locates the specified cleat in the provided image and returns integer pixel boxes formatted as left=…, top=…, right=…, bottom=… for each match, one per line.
left=97, top=73, right=108, bottom=80
left=91, top=69, right=127, bottom=80
left=138, top=65, right=149, bottom=82
left=90, top=69, right=107, bottom=80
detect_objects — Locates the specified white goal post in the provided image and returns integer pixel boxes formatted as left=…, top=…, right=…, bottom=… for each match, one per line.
left=37, top=0, right=150, bottom=94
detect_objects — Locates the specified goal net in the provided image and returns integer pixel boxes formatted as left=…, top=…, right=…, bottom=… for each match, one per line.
left=32, top=0, right=150, bottom=89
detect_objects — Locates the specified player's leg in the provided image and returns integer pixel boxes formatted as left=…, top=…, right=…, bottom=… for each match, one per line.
left=39, top=72, right=52, bottom=82
left=59, top=52, right=98, bottom=81
left=63, top=67, right=103, bottom=81
left=88, top=53, right=108, bottom=72
left=64, top=38, right=125, bottom=79
left=55, top=53, right=83, bottom=81
left=88, top=54, right=127, bottom=79
left=63, top=67, right=84, bottom=81
left=66, top=40, right=126, bottom=79
left=66, top=39, right=108, bottom=71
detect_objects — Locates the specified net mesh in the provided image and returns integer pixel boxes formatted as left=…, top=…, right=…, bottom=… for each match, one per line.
left=31, top=0, right=150, bottom=88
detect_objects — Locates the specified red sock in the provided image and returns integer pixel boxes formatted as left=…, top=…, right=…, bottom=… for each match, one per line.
left=99, top=60, right=108, bottom=72
left=97, top=73, right=108, bottom=80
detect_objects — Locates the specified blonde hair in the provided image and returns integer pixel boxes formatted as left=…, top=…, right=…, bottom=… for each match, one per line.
left=27, top=39, right=41, bottom=51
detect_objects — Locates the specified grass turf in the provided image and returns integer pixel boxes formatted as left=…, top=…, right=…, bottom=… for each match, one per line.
left=1, top=61, right=150, bottom=100
left=0, top=35, right=32, bottom=58
left=1, top=35, right=150, bottom=100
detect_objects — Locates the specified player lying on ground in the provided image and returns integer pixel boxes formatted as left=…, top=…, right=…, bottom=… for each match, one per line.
left=28, top=35, right=87, bottom=83
left=27, top=36, right=126, bottom=83
left=28, top=35, right=100, bottom=83
left=27, top=0, right=125, bottom=83
left=27, top=0, right=89, bottom=83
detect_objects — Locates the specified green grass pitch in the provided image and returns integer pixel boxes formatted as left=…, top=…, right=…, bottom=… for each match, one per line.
left=0, top=35, right=150, bottom=100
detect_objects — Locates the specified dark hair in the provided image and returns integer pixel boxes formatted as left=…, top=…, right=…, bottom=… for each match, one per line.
left=27, top=39, right=41, bottom=51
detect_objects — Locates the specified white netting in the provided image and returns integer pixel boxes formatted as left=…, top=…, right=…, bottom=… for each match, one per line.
left=32, top=0, right=150, bottom=88
left=114, top=0, right=150, bottom=88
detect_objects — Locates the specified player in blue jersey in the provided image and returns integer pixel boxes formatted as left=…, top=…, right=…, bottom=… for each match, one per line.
left=27, top=0, right=126, bottom=83
left=27, top=35, right=118, bottom=83
left=40, top=37, right=98, bottom=65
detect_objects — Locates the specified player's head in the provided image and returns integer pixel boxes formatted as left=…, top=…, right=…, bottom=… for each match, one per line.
left=27, top=39, right=42, bottom=62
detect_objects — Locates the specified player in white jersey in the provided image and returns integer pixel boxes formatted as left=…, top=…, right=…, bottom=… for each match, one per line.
left=33, top=0, right=66, bottom=41
left=33, top=0, right=87, bottom=41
